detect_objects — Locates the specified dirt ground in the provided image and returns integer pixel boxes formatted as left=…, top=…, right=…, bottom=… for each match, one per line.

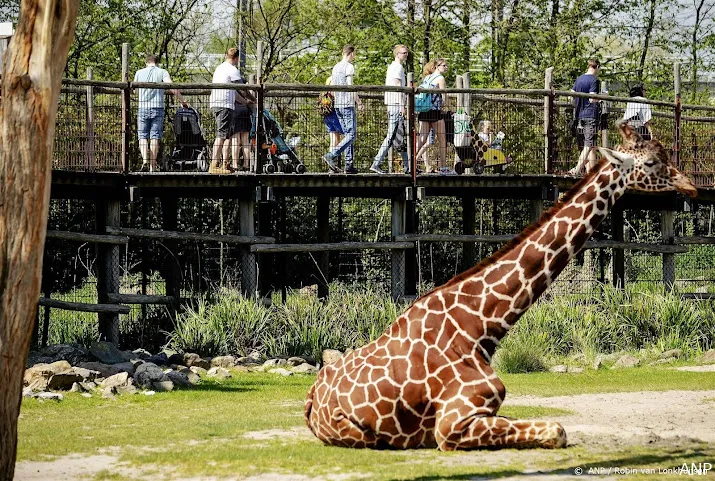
left=14, top=390, right=715, bottom=481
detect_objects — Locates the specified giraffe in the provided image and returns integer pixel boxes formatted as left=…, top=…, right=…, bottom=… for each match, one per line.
left=305, top=122, right=697, bottom=451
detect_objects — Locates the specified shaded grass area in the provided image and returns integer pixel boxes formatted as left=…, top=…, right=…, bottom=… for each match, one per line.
left=18, top=368, right=715, bottom=480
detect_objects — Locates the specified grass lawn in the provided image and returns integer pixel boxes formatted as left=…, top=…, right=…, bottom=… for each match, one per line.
left=18, top=367, right=715, bottom=480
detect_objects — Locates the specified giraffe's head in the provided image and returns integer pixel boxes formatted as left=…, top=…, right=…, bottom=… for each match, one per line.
left=597, top=122, right=697, bottom=198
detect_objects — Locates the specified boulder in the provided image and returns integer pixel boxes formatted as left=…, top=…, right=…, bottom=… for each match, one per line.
left=183, top=353, right=210, bottom=369
left=89, top=341, right=128, bottom=365
left=660, top=349, right=683, bottom=360
left=206, top=367, right=231, bottom=379
left=701, top=349, right=715, bottom=364
left=100, top=372, right=137, bottom=394
left=70, top=367, right=100, bottom=382
left=189, top=366, right=208, bottom=377
left=567, top=366, right=584, bottom=374
left=112, top=362, right=138, bottom=376
left=26, top=344, right=91, bottom=367
left=47, top=372, right=84, bottom=391
left=132, top=348, right=152, bottom=360
left=613, top=354, right=640, bottom=369
left=22, top=387, right=35, bottom=398
left=247, top=351, right=264, bottom=363
left=268, top=368, right=293, bottom=377
left=133, top=362, right=167, bottom=389
left=77, top=362, right=122, bottom=379
left=211, top=356, right=238, bottom=368
left=151, top=380, right=174, bottom=392
left=322, top=349, right=343, bottom=366
left=79, top=381, right=97, bottom=392
left=166, top=371, right=195, bottom=388
left=292, top=363, right=319, bottom=375
left=287, top=356, right=307, bottom=367
left=36, top=392, right=63, bottom=401
left=263, top=358, right=289, bottom=369
left=24, top=361, right=73, bottom=390
left=145, top=352, right=169, bottom=366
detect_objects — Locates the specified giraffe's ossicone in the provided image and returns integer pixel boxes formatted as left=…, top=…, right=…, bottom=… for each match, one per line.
left=305, top=123, right=697, bottom=450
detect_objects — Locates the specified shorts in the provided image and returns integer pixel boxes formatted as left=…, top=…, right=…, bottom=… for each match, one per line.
left=578, top=118, right=598, bottom=149
left=233, top=105, right=252, bottom=133
left=212, top=107, right=233, bottom=139
left=323, top=111, right=343, bottom=134
left=418, top=109, right=441, bottom=123
left=137, top=108, right=165, bottom=140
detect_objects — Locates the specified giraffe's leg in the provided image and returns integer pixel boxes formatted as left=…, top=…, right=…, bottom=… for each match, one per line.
left=433, top=372, right=567, bottom=451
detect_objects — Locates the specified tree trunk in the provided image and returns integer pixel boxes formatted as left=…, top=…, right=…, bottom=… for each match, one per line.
left=0, top=1, right=78, bottom=480
left=637, top=0, right=656, bottom=82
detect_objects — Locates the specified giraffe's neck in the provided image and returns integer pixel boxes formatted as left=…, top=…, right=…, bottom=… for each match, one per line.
left=453, top=160, right=629, bottom=360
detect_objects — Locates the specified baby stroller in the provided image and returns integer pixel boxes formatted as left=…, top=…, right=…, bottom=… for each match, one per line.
left=163, top=106, right=209, bottom=172
left=446, top=112, right=512, bottom=175
left=251, top=109, right=306, bottom=174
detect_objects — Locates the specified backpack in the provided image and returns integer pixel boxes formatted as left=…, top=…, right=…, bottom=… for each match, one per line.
left=415, top=73, right=439, bottom=113
left=317, top=91, right=335, bottom=116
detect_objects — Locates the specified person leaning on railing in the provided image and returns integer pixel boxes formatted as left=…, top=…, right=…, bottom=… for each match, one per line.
left=134, top=53, right=188, bottom=173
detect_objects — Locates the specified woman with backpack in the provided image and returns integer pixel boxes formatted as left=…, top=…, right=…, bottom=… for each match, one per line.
left=415, top=59, right=454, bottom=175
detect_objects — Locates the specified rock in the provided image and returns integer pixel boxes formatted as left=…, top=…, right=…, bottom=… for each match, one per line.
left=211, top=356, right=238, bottom=368
left=24, top=361, right=73, bottom=390
left=81, top=393, right=92, bottom=398
left=292, top=363, right=319, bottom=375
left=36, top=392, right=63, bottom=401
left=161, top=350, right=184, bottom=366
left=299, top=284, right=318, bottom=296
left=701, top=349, right=715, bottom=364
left=268, top=368, right=293, bottom=377
left=112, top=362, right=138, bottom=376
left=102, top=387, right=117, bottom=400
left=206, top=367, right=231, bottom=379
left=151, top=380, right=174, bottom=392
left=89, top=341, right=128, bottom=365
left=322, top=349, right=343, bottom=366
left=77, top=362, right=121, bottom=379
left=247, top=351, right=264, bottom=363
left=166, top=371, right=194, bottom=388
left=660, top=349, right=683, bottom=360
left=133, top=363, right=166, bottom=389
left=189, top=366, right=208, bottom=377
left=567, top=366, right=584, bottom=373
left=145, top=352, right=170, bottom=366
left=71, top=367, right=100, bottom=382
left=287, top=356, right=307, bottom=367
left=592, top=356, right=604, bottom=370
left=79, top=381, right=97, bottom=392
left=247, top=365, right=266, bottom=373
left=22, top=387, right=35, bottom=398
left=613, top=354, right=640, bottom=369
left=47, top=372, right=83, bottom=391
left=231, top=365, right=250, bottom=373
left=143, top=391, right=156, bottom=396
left=132, top=348, right=152, bottom=360
left=27, top=344, right=91, bottom=367
left=70, top=382, right=83, bottom=393
left=649, top=358, right=676, bottom=366
left=100, top=372, right=137, bottom=394
left=183, top=353, right=210, bottom=369
left=263, top=358, right=289, bottom=369
left=549, top=365, right=568, bottom=373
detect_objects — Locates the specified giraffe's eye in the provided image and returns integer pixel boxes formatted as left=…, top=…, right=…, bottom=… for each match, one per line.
left=643, top=160, right=656, bottom=168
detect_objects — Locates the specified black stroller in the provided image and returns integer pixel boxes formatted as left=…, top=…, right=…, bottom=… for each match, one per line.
left=251, top=109, right=306, bottom=174
left=163, top=106, right=209, bottom=172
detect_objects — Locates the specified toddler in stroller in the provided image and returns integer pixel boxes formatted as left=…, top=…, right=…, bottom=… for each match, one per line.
left=451, top=116, right=512, bottom=175
left=251, top=108, right=306, bottom=174
left=163, top=106, right=209, bottom=172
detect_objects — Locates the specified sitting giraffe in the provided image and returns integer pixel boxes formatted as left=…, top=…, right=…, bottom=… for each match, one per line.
left=305, top=123, right=697, bottom=450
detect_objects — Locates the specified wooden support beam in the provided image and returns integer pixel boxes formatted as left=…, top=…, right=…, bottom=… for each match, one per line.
left=106, top=293, right=177, bottom=305
left=97, top=199, right=121, bottom=344
left=317, top=197, right=330, bottom=298
left=46, top=229, right=129, bottom=244
left=251, top=241, right=414, bottom=253
left=662, top=210, right=676, bottom=292
left=240, top=197, right=257, bottom=297
left=105, top=226, right=274, bottom=244
left=674, top=236, right=715, bottom=244
left=38, top=298, right=130, bottom=314
left=462, top=196, right=476, bottom=270
left=392, top=198, right=407, bottom=301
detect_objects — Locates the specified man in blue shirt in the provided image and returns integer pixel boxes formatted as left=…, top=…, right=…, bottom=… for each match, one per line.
left=569, top=59, right=601, bottom=175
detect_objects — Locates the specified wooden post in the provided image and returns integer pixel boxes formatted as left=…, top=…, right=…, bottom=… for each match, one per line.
left=462, top=72, right=471, bottom=112
left=674, top=63, right=681, bottom=167
left=391, top=196, right=406, bottom=301
left=462, top=195, right=476, bottom=271
left=86, top=67, right=95, bottom=170
left=530, top=199, right=543, bottom=223
left=404, top=197, right=417, bottom=297
left=611, top=205, right=625, bottom=288
left=160, top=197, right=180, bottom=314
left=407, top=72, right=416, bottom=180
left=239, top=193, right=257, bottom=297
left=600, top=80, right=609, bottom=148
left=121, top=43, right=130, bottom=173
left=661, top=209, right=675, bottom=293
left=254, top=44, right=264, bottom=173
left=317, top=197, right=330, bottom=299
left=543, top=67, right=554, bottom=174
left=257, top=191, right=274, bottom=299
left=96, top=199, right=121, bottom=344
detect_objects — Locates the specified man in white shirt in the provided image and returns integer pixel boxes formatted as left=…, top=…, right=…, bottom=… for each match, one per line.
left=371, top=45, right=410, bottom=174
left=323, top=45, right=364, bottom=174
left=134, top=54, right=187, bottom=172
left=209, top=48, right=242, bottom=174
left=623, top=84, right=654, bottom=141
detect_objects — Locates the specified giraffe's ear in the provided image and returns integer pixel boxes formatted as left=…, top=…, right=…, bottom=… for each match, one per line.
left=617, top=120, right=640, bottom=148
left=598, top=147, right=632, bottom=167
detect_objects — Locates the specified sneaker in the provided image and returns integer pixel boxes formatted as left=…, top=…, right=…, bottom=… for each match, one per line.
left=369, top=162, right=384, bottom=174
left=209, top=163, right=232, bottom=174
left=139, top=163, right=150, bottom=172
left=323, top=154, right=339, bottom=172
left=344, top=165, right=358, bottom=174
left=439, top=166, right=458, bottom=176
